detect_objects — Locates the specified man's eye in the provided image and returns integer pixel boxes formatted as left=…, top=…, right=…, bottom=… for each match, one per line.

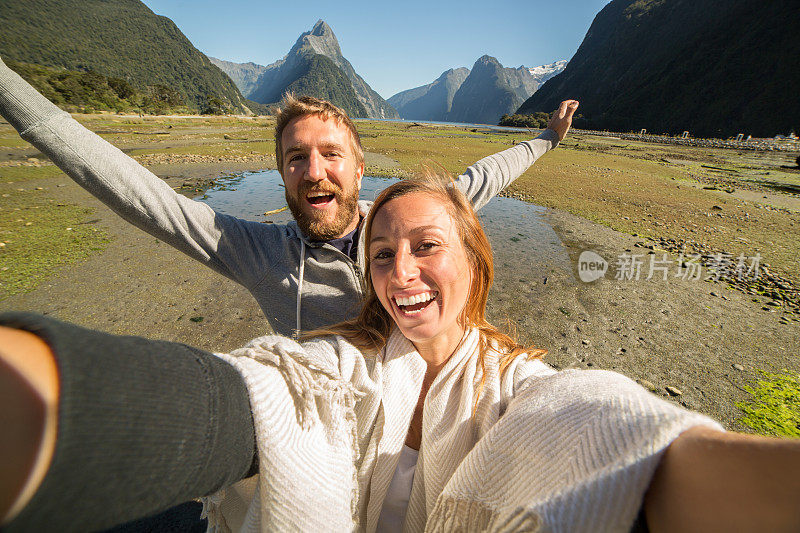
left=288, top=154, right=305, bottom=162
left=325, top=152, right=342, bottom=158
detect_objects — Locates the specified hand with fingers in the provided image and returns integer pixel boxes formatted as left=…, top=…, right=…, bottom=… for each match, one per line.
left=547, top=100, right=580, bottom=141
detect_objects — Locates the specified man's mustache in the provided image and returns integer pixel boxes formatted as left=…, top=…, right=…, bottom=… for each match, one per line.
left=298, top=182, right=342, bottom=198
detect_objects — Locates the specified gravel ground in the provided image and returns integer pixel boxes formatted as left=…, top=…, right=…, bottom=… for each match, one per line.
left=1, top=156, right=797, bottom=432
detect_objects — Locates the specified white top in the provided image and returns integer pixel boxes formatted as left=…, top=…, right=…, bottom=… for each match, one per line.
left=376, top=445, right=419, bottom=531
left=210, top=328, right=722, bottom=532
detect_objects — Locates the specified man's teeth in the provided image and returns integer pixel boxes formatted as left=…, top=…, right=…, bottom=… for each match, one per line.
left=394, top=291, right=437, bottom=307
left=308, top=191, right=333, bottom=198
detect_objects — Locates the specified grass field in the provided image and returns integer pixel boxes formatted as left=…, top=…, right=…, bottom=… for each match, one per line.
left=0, top=113, right=797, bottom=433
left=2, top=114, right=798, bottom=298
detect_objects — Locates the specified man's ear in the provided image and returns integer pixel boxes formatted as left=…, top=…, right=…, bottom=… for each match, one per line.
left=356, top=162, right=364, bottom=189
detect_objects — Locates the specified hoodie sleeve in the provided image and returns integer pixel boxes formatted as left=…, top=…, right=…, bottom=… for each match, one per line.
left=0, top=57, right=280, bottom=290
left=453, top=128, right=559, bottom=210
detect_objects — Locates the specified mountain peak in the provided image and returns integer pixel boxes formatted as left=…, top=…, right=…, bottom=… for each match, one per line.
left=311, top=19, right=332, bottom=36
left=297, top=20, right=341, bottom=58
left=472, top=55, right=502, bottom=73
left=247, top=20, right=398, bottom=118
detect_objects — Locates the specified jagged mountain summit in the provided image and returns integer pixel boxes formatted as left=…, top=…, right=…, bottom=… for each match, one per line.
left=239, top=20, right=397, bottom=119
left=389, top=58, right=565, bottom=123
left=0, top=0, right=247, bottom=113
left=517, top=0, right=799, bottom=138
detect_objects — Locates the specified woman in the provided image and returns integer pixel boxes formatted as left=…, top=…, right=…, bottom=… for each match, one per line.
left=1, top=179, right=799, bottom=532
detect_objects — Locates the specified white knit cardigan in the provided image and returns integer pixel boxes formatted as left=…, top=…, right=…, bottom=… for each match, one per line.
left=207, top=328, right=720, bottom=532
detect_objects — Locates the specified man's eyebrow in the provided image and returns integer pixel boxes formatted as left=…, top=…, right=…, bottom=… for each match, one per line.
left=284, top=141, right=347, bottom=154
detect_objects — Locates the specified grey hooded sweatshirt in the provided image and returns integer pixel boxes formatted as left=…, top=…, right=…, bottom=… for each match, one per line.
left=0, top=58, right=559, bottom=336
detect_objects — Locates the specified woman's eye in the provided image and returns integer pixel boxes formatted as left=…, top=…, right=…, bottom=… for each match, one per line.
left=417, top=241, right=438, bottom=252
left=373, top=250, right=392, bottom=261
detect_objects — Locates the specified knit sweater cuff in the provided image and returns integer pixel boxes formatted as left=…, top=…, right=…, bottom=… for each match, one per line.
left=537, top=127, right=560, bottom=149
left=0, top=57, right=66, bottom=134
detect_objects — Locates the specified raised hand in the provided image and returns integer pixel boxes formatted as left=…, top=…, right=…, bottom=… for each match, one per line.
left=547, top=100, right=580, bottom=141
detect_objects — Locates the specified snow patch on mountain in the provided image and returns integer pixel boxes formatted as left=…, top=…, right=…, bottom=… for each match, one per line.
left=528, top=60, right=568, bottom=83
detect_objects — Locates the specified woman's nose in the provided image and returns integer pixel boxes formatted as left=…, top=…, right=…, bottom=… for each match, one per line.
left=392, top=250, right=419, bottom=283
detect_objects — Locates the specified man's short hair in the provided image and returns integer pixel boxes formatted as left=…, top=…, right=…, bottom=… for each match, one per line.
left=274, top=94, right=364, bottom=174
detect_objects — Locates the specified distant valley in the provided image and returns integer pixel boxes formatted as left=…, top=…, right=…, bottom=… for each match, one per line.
left=211, top=24, right=567, bottom=125
left=388, top=59, right=566, bottom=124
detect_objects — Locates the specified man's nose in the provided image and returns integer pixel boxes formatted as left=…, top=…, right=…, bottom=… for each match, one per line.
left=392, top=250, right=419, bottom=283
left=305, top=150, right=326, bottom=182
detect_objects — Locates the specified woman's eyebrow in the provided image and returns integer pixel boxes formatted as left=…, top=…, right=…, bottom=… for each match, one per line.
left=408, top=224, right=446, bottom=235
left=369, top=225, right=445, bottom=244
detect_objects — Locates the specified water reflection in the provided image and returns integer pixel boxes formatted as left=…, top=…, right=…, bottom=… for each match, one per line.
left=197, top=169, right=573, bottom=287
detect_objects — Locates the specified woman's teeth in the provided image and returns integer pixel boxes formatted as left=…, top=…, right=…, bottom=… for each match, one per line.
left=394, top=291, right=437, bottom=314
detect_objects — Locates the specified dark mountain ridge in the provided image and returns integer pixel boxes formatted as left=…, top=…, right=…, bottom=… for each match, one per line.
left=517, top=0, right=800, bottom=138
left=446, top=55, right=530, bottom=125
left=0, top=0, right=248, bottom=113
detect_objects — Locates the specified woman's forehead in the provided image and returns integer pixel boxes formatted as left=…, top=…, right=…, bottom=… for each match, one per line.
left=371, top=193, right=454, bottom=239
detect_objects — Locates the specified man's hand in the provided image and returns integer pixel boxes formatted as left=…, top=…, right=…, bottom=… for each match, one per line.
left=547, top=100, right=580, bottom=142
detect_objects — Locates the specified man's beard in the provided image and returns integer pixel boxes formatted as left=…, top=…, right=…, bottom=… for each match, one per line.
left=286, top=179, right=360, bottom=241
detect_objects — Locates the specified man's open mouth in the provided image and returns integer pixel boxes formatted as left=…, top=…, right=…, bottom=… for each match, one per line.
left=306, top=190, right=336, bottom=206
left=394, top=291, right=438, bottom=315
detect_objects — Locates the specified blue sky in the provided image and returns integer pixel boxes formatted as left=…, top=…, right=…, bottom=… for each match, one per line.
left=139, top=0, right=611, bottom=99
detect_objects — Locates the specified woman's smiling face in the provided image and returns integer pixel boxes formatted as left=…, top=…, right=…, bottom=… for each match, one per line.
left=369, top=192, right=472, bottom=359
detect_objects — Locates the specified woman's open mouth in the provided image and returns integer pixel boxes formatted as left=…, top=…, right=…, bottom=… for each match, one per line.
left=393, top=291, right=438, bottom=315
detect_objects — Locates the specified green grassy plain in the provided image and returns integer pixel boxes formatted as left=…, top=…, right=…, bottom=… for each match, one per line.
left=2, top=115, right=798, bottom=295
left=0, top=180, right=109, bottom=297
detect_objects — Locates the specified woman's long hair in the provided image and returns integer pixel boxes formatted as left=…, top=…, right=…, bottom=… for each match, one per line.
left=307, top=174, right=546, bottom=388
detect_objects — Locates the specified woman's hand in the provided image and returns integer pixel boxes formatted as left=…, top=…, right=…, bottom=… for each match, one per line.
left=645, top=425, right=800, bottom=532
left=547, top=100, right=579, bottom=141
left=0, top=326, right=59, bottom=526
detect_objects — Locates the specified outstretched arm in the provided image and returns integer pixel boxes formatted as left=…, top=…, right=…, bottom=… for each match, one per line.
left=646, top=426, right=800, bottom=531
left=0, top=313, right=255, bottom=531
left=0, top=58, right=274, bottom=289
left=454, top=100, right=579, bottom=210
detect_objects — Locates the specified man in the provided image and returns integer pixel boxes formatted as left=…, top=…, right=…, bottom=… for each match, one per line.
left=0, top=57, right=577, bottom=337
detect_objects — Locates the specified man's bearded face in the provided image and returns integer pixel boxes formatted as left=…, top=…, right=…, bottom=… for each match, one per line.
left=281, top=115, right=363, bottom=241
left=285, top=174, right=360, bottom=240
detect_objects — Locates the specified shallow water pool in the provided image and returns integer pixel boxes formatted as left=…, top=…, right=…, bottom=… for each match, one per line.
left=197, top=169, right=573, bottom=294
